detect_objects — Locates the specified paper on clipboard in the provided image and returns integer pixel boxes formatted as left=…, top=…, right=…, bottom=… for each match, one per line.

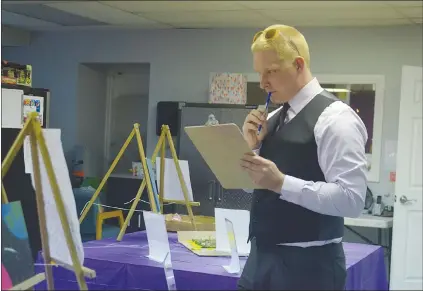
left=184, top=123, right=263, bottom=190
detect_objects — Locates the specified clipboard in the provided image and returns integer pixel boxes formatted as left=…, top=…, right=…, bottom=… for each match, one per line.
left=184, top=123, right=263, bottom=189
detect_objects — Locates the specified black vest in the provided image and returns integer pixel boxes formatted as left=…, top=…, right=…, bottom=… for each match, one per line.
left=249, top=92, right=344, bottom=247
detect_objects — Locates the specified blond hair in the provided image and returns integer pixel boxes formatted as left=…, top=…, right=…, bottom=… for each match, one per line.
left=251, top=24, right=310, bottom=68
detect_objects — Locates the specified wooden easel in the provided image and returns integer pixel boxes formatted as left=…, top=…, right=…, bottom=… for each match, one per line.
left=117, top=125, right=199, bottom=241
left=151, top=125, right=199, bottom=225
left=78, top=123, right=158, bottom=231
left=1, top=113, right=95, bottom=290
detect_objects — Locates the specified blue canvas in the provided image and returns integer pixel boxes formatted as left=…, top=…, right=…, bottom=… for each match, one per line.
left=1, top=201, right=34, bottom=290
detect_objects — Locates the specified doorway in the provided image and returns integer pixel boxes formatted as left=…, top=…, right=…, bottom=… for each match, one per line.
left=76, top=63, right=150, bottom=177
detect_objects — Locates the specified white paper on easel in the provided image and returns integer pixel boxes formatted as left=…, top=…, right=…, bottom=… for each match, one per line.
left=143, top=211, right=171, bottom=263
left=215, top=208, right=250, bottom=255
left=155, top=158, right=194, bottom=202
left=222, top=218, right=241, bottom=274
left=24, top=129, right=84, bottom=266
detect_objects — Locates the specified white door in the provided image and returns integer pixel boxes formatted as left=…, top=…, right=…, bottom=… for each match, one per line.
left=390, top=66, right=422, bottom=290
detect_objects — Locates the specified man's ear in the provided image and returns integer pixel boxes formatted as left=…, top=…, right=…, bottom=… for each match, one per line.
left=294, top=57, right=305, bottom=71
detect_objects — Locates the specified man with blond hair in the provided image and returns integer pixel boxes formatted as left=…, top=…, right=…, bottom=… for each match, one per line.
left=239, top=24, right=368, bottom=290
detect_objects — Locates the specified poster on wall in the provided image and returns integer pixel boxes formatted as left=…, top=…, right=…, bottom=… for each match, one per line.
left=209, top=73, right=247, bottom=104
left=22, top=95, right=44, bottom=126
left=1, top=201, right=35, bottom=290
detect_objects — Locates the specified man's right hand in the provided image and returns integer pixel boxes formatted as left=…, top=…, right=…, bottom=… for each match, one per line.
left=242, top=108, right=268, bottom=150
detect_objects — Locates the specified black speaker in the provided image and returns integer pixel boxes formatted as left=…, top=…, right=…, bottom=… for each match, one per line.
left=156, top=101, right=180, bottom=136
left=2, top=128, right=41, bottom=261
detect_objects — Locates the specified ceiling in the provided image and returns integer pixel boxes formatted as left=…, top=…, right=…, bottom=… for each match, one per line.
left=1, top=1, right=422, bottom=31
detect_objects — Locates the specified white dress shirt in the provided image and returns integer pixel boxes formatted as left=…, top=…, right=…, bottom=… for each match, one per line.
left=248, top=78, right=368, bottom=247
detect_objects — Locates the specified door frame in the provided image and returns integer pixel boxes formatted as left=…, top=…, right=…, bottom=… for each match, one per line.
left=103, top=74, right=114, bottom=174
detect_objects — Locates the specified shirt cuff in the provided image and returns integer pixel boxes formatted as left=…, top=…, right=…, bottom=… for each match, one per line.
left=252, top=143, right=262, bottom=154
left=280, top=175, right=307, bottom=199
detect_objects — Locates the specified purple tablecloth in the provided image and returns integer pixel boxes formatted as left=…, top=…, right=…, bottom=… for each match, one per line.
left=35, top=231, right=388, bottom=290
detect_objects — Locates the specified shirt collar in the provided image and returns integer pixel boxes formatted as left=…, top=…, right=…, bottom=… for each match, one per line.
left=288, top=77, right=324, bottom=114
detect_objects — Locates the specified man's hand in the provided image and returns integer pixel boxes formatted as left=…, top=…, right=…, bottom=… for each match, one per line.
left=240, top=153, right=284, bottom=193
left=242, top=108, right=268, bottom=150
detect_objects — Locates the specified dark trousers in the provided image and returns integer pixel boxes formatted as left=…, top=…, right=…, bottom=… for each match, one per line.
left=238, top=239, right=346, bottom=290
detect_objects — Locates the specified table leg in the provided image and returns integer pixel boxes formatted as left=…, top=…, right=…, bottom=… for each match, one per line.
left=345, top=226, right=376, bottom=245
left=388, top=228, right=393, bottom=277
left=378, top=228, right=382, bottom=245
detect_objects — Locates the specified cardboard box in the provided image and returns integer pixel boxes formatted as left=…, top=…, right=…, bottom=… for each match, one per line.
left=2, top=61, right=32, bottom=87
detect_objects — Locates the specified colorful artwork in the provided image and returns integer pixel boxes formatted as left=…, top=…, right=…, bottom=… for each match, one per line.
left=22, top=95, right=44, bottom=126
left=1, top=201, right=35, bottom=290
left=209, top=73, right=247, bottom=104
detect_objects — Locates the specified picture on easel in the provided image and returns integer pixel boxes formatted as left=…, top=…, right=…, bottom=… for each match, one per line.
left=1, top=201, right=34, bottom=290
left=2, top=112, right=96, bottom=291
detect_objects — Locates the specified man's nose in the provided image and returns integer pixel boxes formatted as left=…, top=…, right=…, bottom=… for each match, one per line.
left=260, top=76, right=268, bottom=90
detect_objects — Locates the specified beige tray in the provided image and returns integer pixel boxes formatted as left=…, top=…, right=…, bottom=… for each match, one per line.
left=165, top=214, right=215, bottom=232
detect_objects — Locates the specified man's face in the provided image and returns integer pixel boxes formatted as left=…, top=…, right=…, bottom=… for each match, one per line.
left=253, top=49, right=299, bottom=104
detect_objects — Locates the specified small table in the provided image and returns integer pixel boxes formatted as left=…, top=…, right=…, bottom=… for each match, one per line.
left=34, top=231, right=389, bottom=290
left=344, top=214, right=393, bottom=273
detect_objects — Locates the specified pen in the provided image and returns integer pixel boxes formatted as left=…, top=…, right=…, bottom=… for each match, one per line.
left=257, top=92, right=272, bottom=135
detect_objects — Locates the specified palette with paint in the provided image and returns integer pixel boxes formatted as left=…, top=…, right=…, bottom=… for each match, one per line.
left=177, top=231, right=231, bottom=257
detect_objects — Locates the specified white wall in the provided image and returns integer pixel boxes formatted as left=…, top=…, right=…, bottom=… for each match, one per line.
left=2, top=24, right=422, bottom=199
left=1, top=25, right=31, bottom=47
left=76, top=64, right=107, bottom=177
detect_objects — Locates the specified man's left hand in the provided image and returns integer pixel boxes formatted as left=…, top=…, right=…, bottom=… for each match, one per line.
left=240, top=153, right=284, bottom=193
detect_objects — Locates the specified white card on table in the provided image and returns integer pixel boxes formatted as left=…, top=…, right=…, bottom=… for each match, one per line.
left=222, top=218, right=241, bottom=274
left=143, top=211, right=171, bottom=263
left=215, top=208, right=250, bottom=255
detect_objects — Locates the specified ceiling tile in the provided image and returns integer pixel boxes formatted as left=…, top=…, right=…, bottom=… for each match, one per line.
left=45, top=2, right=171, bottom=27
left=1, top=10, right=60, bottom=28
left=169, top=21, right=274, bottom=29
left=238, top=1, right=386, bottom=10
left=140, top=10, right=266, bottom=24
left=2, top=1, right=69, bottom=4
left=2, top=3, right=107, bottom=26
left=384, top=1, right=423, bottom=7
left=101, top=1, right=245, bottom=12
left=395, top=7, right=423, bottom=18
left=259, top=7, right=402, bottom=21
left=286, top=18, right=412, bottom=27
